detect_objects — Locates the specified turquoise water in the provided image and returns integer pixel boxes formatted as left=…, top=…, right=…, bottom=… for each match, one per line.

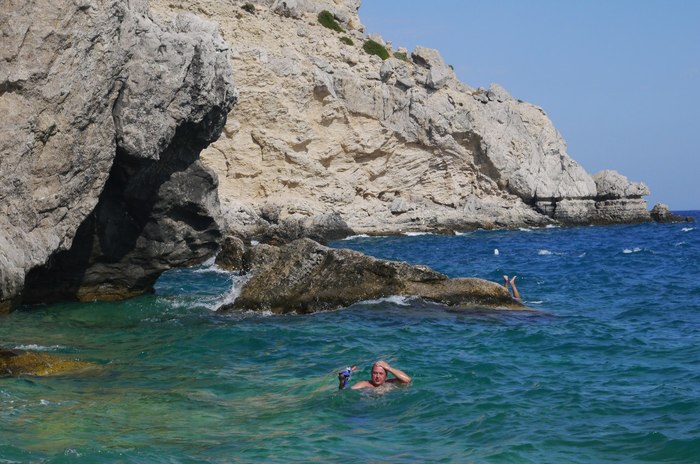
left=1, top=213, right=699, bottom=463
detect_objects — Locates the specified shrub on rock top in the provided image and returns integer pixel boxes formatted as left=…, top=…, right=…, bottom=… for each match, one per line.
left=393, top=51, right=409, bottom=62
left=363, top=39, right=389, bottom=60
left=318, top=10, right=343, bottom=32
left=340, top=36, right=354, bottom=46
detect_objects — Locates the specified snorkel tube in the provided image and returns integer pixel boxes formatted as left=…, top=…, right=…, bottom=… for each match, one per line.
left=338, top=365, right=357, bottom=389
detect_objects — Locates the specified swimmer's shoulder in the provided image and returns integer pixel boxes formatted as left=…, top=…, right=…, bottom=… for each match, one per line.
left=351, top=380, right=374, bottom=389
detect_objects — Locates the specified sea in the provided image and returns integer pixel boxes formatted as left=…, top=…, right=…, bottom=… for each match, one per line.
left=1, top=212, right=699, bottom=463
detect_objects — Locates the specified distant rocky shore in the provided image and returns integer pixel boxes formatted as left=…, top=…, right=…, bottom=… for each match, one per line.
left=0, top=0, right=691, bottom=313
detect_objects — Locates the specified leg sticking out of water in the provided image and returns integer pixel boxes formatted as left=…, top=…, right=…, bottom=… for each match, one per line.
left=509, top=275, right=521, bottom=302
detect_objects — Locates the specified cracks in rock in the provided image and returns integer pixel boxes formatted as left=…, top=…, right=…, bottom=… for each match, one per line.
left=211, top=145, right=232, bottom=178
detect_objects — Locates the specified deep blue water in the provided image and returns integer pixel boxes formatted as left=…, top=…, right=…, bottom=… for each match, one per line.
left=1, top=212, right=699, bottom=463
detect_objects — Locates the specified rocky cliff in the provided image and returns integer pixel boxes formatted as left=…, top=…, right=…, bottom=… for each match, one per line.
left=1, top=0, right=658, bottom=313
left=0, top=0, right=236, bottom=311
left=152, top=0, right=651, bottom=242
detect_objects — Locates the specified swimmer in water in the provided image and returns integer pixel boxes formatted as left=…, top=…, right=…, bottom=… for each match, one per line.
left=503, top=275, right=521, bottom=302
left=344, top=360, right=411, bottom=390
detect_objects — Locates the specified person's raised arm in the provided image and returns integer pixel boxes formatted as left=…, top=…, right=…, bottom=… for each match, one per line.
left=376, top=360, right=411, bottom=384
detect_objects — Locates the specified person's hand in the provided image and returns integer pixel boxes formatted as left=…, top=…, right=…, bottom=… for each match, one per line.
left=375, top=360, right=391, bottom=371
left=338, top=365, right=356, bottom=381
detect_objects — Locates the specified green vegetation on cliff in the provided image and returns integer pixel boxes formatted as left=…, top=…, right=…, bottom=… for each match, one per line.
left=318, top=10, right=343, bottom=32
left=363, top=39, right=389, bottom=60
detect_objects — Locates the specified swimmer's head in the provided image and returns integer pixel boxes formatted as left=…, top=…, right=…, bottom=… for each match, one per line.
left=371, top=363, right=387, bottom=386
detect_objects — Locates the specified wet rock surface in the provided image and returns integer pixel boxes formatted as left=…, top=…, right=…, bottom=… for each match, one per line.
left=0, top=349, right=93, bottom=377
left=221, top=238, right=521, bottom=314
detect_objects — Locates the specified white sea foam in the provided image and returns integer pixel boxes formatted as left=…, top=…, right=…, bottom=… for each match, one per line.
left=209, top=274, right=250, bottom=311
left=577, top=252, right=587, bottom=258
left=545, top=224, right=560, bottom=229
left=191, top=264, right=233, bottom=275
left=623, top=247, right=642, bottom=254
left=538, top=249, right=552, bottom=256
left=360, top=295, right=414, bottom=306
left=403, top=232, right=433, bottom=236
left=13, top=344, right=64, bottom=352
left=493, top=248, right=499, bottom=255
left=519, top=227, right=534, bottom=232
left=342, top=234, right=370, bottom=240
left=682, top=227, right=694, bottom=232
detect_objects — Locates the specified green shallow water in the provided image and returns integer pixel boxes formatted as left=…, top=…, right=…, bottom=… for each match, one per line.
left=1, top=216, right=699, bottom=463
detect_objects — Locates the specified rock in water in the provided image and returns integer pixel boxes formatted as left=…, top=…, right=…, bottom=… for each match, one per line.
left=650, top=203, right=694, bottom=223
left=0, top=0, right=237, bottom=311
left=220, top=238, right=521, bottom=313
left=0, top=349, right=93, bottom=377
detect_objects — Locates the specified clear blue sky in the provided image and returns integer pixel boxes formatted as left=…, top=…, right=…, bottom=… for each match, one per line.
left=359, top=1, right=699, bottom=210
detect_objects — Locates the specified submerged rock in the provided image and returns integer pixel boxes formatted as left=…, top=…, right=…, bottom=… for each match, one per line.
left=0, top=349, right=93, bottom=377
left=220, top=238, right=521, bottom=314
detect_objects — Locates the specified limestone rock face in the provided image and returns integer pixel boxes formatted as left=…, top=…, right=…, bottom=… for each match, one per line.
left=1, top=0, right=236, bottom=311
left=222, top=238, right=521, bottom=313
left=593, top=170, right=650, bottom=200
left=152, top=0, right=651, bottom=242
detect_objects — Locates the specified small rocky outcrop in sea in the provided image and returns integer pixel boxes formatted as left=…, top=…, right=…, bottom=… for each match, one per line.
left=0, top=349, right=93, bottom=377
left=220, top=238, right=521, bottom=313
left=0, top=0, right=237, bottom=312
left=650, top=204, right=694, bottom=223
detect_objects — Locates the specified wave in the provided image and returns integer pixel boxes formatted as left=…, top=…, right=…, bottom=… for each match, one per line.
left=208, top=274, right=250, bottom=311
left=342, top=234, right=371, bottom=240
left=358, top=295, right=415, bottom=306
left=191, top=264, right=236, bottom=275
left=623, top=247, right=642, bottom=254
left=538, top=249, right=553, bottom=256
left=682, top=227, right=694, bottom=232
left=403, top=232, right=433, bottom=236
left=12, top=344, right=65, bottom=352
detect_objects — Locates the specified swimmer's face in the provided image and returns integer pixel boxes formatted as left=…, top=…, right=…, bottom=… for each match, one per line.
left=371, top=365, right=387, bottom=386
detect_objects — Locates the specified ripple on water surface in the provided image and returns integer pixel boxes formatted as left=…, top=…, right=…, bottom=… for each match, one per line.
left=1, top=213, right=699, bottom=462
